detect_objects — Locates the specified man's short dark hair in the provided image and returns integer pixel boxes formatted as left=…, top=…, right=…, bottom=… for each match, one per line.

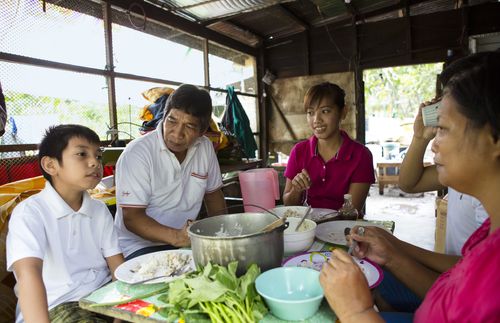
left=163, top=84, right=213, bottom=132
left=38, top=124, right=101, bottom=184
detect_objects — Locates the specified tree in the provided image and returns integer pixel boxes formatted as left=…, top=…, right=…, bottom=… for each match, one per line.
left=364, top=63, right=443, bottom=119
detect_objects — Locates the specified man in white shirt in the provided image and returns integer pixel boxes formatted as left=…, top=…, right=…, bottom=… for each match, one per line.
left=445, top=188, right=488, bottom=255
left=115, top=84, right=227, bottom=259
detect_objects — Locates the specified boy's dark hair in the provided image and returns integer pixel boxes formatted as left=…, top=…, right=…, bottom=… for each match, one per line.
left=304, top=82, right=346, bottom=112
left=163, top=84, right=213, bottom=132
left=38, top=124, right=101, bottom=184
left=440, top=51, right=500, bottom=141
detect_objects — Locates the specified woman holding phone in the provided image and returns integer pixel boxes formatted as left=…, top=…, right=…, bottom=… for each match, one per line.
left=320, top=51, right=500, bottom=322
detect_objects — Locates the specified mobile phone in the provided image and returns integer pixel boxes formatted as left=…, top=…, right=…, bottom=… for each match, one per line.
left=421, top=101, right=440, bottom=127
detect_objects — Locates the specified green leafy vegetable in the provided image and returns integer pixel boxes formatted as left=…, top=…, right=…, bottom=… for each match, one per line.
left=158, top=261, right=268, bottom=322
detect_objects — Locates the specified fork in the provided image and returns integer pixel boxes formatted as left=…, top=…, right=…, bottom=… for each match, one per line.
left=345, top=227, right=365, bottom=255
left=130, top=264, right=192, bottom=285
left=303, top=188, right=309, bottom=207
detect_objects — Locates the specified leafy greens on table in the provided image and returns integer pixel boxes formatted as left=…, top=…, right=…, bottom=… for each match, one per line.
left=159, top=261, right=268, bottom=323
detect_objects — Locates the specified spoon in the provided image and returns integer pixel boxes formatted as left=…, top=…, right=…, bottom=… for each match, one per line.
left=295, top=206, right=312, bottom=231
left=261, top=217, right=286, bottom=233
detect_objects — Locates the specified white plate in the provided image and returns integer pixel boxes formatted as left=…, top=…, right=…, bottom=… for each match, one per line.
left=115, top=250, right=195, bottom=284
left=282, top=251, right=383, bottom=288
left=271, top=206, right=337, bottom=222
left=315, top=220, right=387, bottom=246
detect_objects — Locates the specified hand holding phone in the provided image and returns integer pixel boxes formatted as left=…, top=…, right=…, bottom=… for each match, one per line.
left=421, top=101, right=440, bottom=127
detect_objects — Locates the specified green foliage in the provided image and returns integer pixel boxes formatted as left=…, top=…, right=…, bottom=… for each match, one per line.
left=3, top=90, right=142, bottom=140
left=159, top=261, right=268, bottom=323
left=364, top=63, right=443, bottom=119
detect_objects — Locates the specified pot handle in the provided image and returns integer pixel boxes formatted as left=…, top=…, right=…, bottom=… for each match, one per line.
left=275, top=220, right=289, bottom=232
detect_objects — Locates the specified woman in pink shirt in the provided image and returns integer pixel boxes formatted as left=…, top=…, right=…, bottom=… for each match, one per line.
left=283, top=82, right=375, bottom=212
left=320, top=51, right=500, bottom=323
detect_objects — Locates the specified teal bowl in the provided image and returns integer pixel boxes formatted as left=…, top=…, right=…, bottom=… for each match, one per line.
left=255, top=267, right=324, bottom=321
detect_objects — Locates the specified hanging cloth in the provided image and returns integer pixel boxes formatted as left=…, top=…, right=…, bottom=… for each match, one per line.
left=221, top=86, right=258, bottom=158
left=139, top=86, right=175, bottom=134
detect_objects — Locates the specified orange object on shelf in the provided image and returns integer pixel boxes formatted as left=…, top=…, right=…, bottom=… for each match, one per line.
left=0, top=176, right=46, bottom=232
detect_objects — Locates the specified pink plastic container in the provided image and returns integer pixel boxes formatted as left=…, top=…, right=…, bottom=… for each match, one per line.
left=239, top=168, right=280, bottom=212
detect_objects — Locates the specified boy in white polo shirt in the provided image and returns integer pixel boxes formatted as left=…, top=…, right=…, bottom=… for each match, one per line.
left=6, top=124, right=124, bottom=323
left=115, top=84, right=227, bottom=259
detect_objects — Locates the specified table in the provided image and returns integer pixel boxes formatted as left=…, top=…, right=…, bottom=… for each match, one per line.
left=80, top=219, right=394, bottom=322
left=219, top=159, right=264, bottom=174
left=376, top=161, right=431, bottom=195
left=79, top=282, right=337, bottom=323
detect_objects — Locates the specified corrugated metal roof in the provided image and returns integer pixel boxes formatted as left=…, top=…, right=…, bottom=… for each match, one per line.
left=150, top=0, right=294, bottom=21
left=144, top=0, right=495, bottom=47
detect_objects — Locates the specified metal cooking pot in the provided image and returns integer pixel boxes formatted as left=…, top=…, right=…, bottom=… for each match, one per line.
left=188, top=212, right=286, bottom=275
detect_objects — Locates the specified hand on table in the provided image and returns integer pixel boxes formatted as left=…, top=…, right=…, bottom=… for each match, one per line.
left=319, top=248, right=373, bottom=321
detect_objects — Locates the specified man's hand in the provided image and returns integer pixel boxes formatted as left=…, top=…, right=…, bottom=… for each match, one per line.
left=172, top=220, right=192, bottom=247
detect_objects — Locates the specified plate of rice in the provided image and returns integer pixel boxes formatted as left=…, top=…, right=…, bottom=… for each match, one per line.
left=115, top=249, right=195, bottom=284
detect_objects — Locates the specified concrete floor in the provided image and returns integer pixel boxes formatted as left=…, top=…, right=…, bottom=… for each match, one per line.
left=365, top=184, right=437, bottom=251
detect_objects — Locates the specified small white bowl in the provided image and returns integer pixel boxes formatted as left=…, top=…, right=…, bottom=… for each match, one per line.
left=284, top=217, right=317, bottom=255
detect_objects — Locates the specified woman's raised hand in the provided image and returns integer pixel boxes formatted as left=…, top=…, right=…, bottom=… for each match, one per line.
left=414, top=101, right=438, bottom=141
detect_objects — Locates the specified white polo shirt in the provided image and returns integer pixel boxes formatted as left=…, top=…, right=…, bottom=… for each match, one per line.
left=6, top=182, right=121, bottom=322
left=114, top=126, right=223, bottom=257
left=446, top=188, right=488, bottom=255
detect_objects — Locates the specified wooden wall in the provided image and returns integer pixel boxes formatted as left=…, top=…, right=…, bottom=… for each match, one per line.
left=267, top=72, right=355, bottom=155
left=263, top=2, right=500, bottom=151
left=264, top=2, right=500, bottom=78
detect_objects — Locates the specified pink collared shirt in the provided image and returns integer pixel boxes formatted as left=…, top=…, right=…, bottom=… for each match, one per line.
left=415, top=218, right=500, bottom=322
left=284, top=131, right=375, bottom=210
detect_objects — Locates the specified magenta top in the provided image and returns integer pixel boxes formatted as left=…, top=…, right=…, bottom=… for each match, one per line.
left=284, top=131, right=375, bottom=210
left=415, top=218, right=500, bottom=322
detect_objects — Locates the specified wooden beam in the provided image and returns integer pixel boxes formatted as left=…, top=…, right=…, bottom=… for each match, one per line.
left=314, top=0, right=434, bottom=28
left=228, top=21, right=265, bottom=41
left=304, top=31, right=310, bottom=75
left=277, top=4, right=309, bottom=31
left=257, top=48, right=268, bottom=163
left=206, top=20, right=264, bottom=46
left=343, top=1, right=359, bottom=24
left=107, top=0, right=258, bottom=56
left=203, top=39, right=210, bottom=87
left=102, top=1, right=118, bottom=142
left=0, top=51, right=257, bottom=99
